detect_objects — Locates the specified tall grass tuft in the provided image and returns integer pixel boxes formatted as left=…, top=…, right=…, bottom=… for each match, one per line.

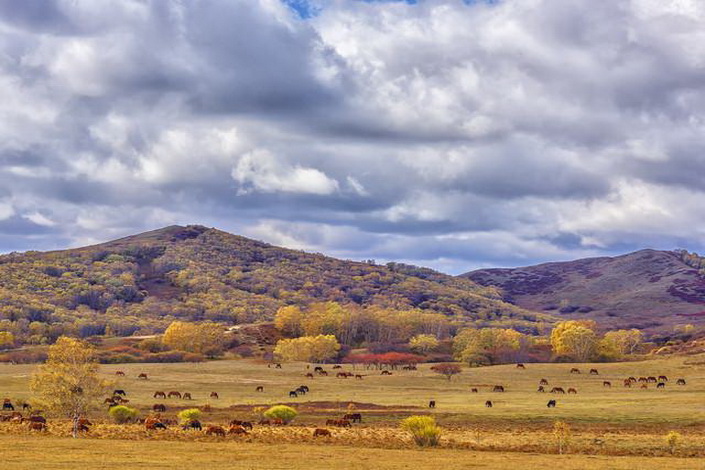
left=400, top=416, right=442, bottom=447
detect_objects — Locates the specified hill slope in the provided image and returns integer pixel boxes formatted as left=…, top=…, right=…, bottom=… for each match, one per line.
left=462, top=249, right=705, bottom=333
left=0, top=225, right=548, bottom=344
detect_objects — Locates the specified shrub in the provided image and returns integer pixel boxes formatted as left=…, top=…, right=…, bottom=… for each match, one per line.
left=400, top=416, right=442, bottom=447
left=553, top=420, right=571, bottom=454
left=665, top=431, right=682, bottom=455
left=177, top=408, right=202, bottom=424
left=263, top=405, right=297, bottom=423
left=108, top=405, right=138, bottom=424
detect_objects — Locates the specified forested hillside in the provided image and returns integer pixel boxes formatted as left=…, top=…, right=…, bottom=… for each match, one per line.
left=0, top=225, right=549, bottom=347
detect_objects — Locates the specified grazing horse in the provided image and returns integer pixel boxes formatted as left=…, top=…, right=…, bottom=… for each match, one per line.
left=336, top=372, right=348, bottom=378
left=589, top=369, right=599, bottom=375
left=471, top=388, right=478, bottom=393
left=485, top=400, right=493, bottom=408
left=537, top=386, right=545, bottom=392
left=205, top=425, right=226, bottom=436
left=313, top=428, right=331, bottom=437
left=28, top=422, right=47, bottom=431
left=22, top=403, right=32, bottom=411
left=182, top=420, right=202, bottom=431
left=640, top=384, right=648, bottom=389
left=289, top=391, right=298, bottom=398
left=516, top=363, right=526, bottom=369
left=638, top=377, right=647, bottom=383
left=628, top=377, right=637, bottom=383
left=547, top=400, right=557, bottom=408
left=29, top=416, right=46, bottom=424
left=230, top=420, right=253, bottom=429
left=154, top=391, right=166, bottom=399
left=228, top=425, right=248, bottom=435
left=428, top=400, right=436, bottom=408
left=551, top=387, right=565, bottom=394
left=210, top=392, right=219, bottom=399
left=603, top=381, right=611, bottom=388
left=355, top=375, right=363, bottom=380
left=314, top=366, right=323, bottom=372
left=296, top=387, right=307, bottom=395
left=153, top=404, right=166, bottom=412
left=658, top=375, right=668, bottom=382
left=183, top=392, right=192, bottom=400
left=275, top=363, right=282, bottom=369
left=115, top=371, right=125, bottom=376
left=381, top=370, right=392, bottom=375
left=343, top=413, right=362, bottom=423
left=567, top=388, right=577, bottom=394
left=539, top=378, right=549, bottom=385
left=256, top=386, right=264, bottom=392
left=258, top=419, right=271, bottom=425
left=492, top=385, right=505, bottom=392
left=319, top=371, right=328, bottom=376
left=167, top=391, right=182, bottom=399
left=676, top=378, right=686, bottom=385
left=657, top=382, right=666, bottom=389
left=647, top=376, right=657, bottom=383
left=113, top=389, right=126, bottom=396
left=570, top=368, right=581, bottom=374
left=299, top=385, right=310, bottom=392
left=333, top=365, right=342, bottom=369
left=623, top=379, right=632, bottom=388
left=306, top=373, right=314, bottom=379
left=2, top=402, right=14, bottom=411
left=138, top=373, right=148, bottom=380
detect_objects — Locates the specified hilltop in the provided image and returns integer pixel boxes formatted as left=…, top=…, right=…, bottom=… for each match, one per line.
left=463, top=249, right=705, bottom=334
left=0, top=225, right=548, bottom=346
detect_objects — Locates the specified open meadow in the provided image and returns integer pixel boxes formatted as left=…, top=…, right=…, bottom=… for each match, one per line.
left=1, top=354, right=704, bottom=468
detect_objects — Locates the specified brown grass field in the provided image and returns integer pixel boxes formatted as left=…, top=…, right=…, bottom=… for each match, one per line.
left=1, top=353, right=704, bottom=468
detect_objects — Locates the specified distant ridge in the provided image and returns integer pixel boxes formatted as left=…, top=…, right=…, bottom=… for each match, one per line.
left=462, top=249, right=705, bottom=333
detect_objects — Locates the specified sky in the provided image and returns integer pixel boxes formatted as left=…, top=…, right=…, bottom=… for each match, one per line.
left=0, top=0, right=704, bottom=274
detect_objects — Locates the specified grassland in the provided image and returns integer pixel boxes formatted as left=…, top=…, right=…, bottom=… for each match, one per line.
left=1, top=354, right=704, bottom=468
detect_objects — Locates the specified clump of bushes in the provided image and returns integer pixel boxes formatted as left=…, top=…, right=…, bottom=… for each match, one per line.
left=665, top=431, right=682, bottom=455
left=177, top=408, right=202, bottom=425
left=108, top=405, right=138, bottom=424
left=400, top=416, right=442, bottom=447
left=263, top=405, right=297, bottom=424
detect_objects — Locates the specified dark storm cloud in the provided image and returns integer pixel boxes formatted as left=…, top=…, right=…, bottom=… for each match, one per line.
left=0, top=0, right=704, bottom=273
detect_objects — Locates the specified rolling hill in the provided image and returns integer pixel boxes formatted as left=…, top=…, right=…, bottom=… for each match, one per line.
left=462, top=249, right=705, bottom=334
left=0, top=225, right=549, bottom=346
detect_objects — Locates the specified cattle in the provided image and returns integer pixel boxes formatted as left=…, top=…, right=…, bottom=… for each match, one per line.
left=205, top=425, right=226, bottom=436
left=289, top=391, right=298, bottom=398
left=471, top=388, right=478, bottom=393
left=333, top=365, right=342, bottom=369
left=381, top=370, right=392, bottom=376
left=28, top=421, right=47, bottom=431
left=153, top=404, right=166, bottom=412
left=138, top=373, right=148, bottom=379
left=676, top=378, right=686, bottom=385
left=589, top=369, right=599, bottom=375
left=355, top=375, right=363, bottom=380
left=567, top=388, right=577, bottom=394
left=647, top=376, right=657, bottom=383
left=603, top=381, right=611, bottom=388
left=256, top=386, right=264, bottom=392
left=115, top=371, right=125, bottom=376
left=183, top=392, right=192, bottom=400
left=551, top=387, right=566, bottom=394
left=657, top=382, right=665, bottom=389
left=154, top=391, right=166, bottom=399
left=230, top=420, right=253, bottom=429
left=547, top=400, right=557, bottom=408
left=313, top=428, right=331, bottom=437
left=570, top=368, right=581, bottom=374
left=658, top=375, right=668, bottom=382
left=539, top=378, right=549, bottom=385
left=485, top=400, right=493, bottom=408
left=306, top=373, right=314, bottom=379
left=210, top=392, right=219, bottom=399
left=343, top=413, right=362, bottom=423
left=428, top=400, right=436, bottom=408
left=228, top=425, right=248, bottom=435
left=113, top=389, right=126, bottom=396
left=167, top=391, right=182, bottom=399
left=182, top=420, right=202, bottom=431
left=537, top=386, right=545, bottom=392
left=516, top=363, right=526, bottom=369
left=492, top=385, right=505, bottom=392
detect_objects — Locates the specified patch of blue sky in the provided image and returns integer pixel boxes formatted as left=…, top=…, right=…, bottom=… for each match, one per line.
left=280, top=0, right=500, bottom=19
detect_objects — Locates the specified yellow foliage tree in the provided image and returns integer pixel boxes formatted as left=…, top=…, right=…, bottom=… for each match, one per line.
left=454, top=328, right=526, bottom=365
left=600, top=329, right=643, bottom=358
left=550, top=320, right=598, bottom=361
left=274, top=334, right=341, bottom=363
left=274, top=305, right=304, bottom=337
left=409, top=334, right=439, bottom=354
left=30, top=336, right=110, bottom=437
left=162, top=321, right=225, bottom=357
left=0, top=331, right=14, bottom=349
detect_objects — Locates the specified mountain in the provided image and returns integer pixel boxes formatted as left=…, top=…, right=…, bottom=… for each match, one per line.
left=0, top=225, right=549, bottom=345
left=462, top=249, right=705, bottom=334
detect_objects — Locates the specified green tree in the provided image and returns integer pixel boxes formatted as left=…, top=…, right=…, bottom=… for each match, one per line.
left=30, top=336, right=110, bottom=437
left=409, top=334, right=439, bottom=354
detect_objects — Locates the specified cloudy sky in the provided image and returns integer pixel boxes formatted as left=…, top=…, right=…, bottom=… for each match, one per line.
left=0, top=0, right=704, bottom=274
